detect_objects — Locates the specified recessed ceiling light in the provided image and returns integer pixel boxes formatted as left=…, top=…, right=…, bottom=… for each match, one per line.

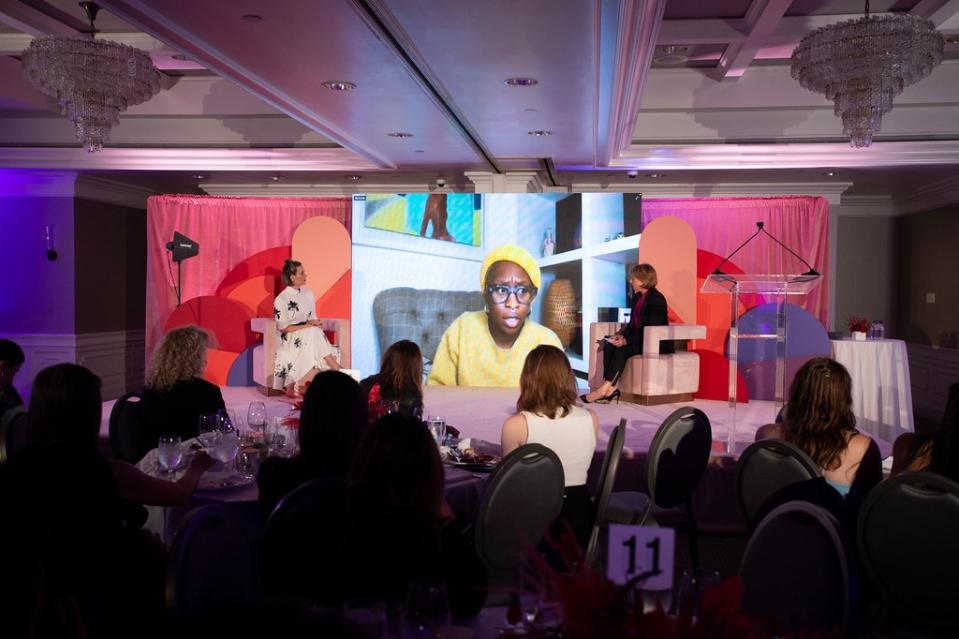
left=346, top=174, right=362, bottom=181
left=322, top=81, right=356, bottom=91
left=946, top=35, right=959, bottom=44
left=414, top=149, right=425, bottom=153
left=524, top=108, right=538, bottom=113
left=242, top=14, right=263, bottom=22
left=387, top=132, right=414, bottom=138
left=823, top=171, right=836, bottom=176
left=654, top=45, right=690, bottom=65
left=505, top=77, right=539, bottom=87
left=172, top=53, right=191, bottom=61
left=527, top=130, right=553, bottom=137
left=192, top=174, right=205, bottom=180
left=270, top=175, right=284, bottom=182
left=647, top=173, right=665, bottom=178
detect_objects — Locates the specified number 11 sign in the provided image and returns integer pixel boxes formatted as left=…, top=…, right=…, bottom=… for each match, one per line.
left=607, top=524, right=675, bottom=591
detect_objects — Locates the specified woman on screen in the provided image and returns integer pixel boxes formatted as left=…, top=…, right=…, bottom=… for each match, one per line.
left=273, top=259, right=342, bottom=396
left=582, top=263, right=672, bottom=403
left=428, top=245, right=562, bottom=387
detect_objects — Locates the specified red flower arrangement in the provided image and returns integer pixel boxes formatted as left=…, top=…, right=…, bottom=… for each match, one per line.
left=847, top=316, right=870, bottom=333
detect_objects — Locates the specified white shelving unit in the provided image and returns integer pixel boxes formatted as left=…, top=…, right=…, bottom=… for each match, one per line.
left=518, top=193, right=642, bottom=374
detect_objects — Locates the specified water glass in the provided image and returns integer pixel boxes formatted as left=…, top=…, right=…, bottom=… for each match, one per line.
left=234, top=449, right=260, bottom=477
left=215, top=408, right=235, bottom=433
left=676, top=568, right=721, bottom=618
left=404, top=578, right=451, bottom=639
left=427, top=416, right=446, bottom=445
left=198, top=413, right=216, bottom=444
left=266, top=416, right=297, bottom=458
left=157, top=436, right=183, bottom=473
left=210, top=429, right=240, bottom=465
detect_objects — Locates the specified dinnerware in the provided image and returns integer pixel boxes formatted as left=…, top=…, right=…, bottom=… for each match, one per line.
left=450, top=461, right=497, bottom=473
left=196, top=470, right=256, bottom=491
left=157, top=436, right=182, bottom=473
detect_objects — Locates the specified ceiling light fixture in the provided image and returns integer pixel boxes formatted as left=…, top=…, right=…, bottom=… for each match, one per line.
left=945, top=35, right=959, bottom=44
left=20, top=1, right=161, bottom=152
left=242, top=14, right=263, bottom=22
left=387, top=132, right=414, bottom=138
left=791, top=0, right=943, bottom=148
left=505, top=77, right=538, bottom=87
left=823, top=171, right=836, bottom=176
left=527, top=130, right=552, bottom=137
left=346, top=174, right=362, bottom=181
left=192, top=174, right=205, bottom=180
left=647, top=173, right=665, bottom=178
left=322, top=81, right=356, bottom=91
left=270, top=175, right=284, bottom=181
left=653, top=45, right=690, bottom=65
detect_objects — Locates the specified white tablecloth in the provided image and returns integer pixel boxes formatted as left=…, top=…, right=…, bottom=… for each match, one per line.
left=830, top=338, right=914, bottom=442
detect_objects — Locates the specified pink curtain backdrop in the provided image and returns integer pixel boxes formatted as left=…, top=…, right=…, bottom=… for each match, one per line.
left=642, top=196, right=830, bottom=325
left=146, top=195, right=351, bottom=358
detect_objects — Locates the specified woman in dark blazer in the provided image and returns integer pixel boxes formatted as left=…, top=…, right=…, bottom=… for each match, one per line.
left=582, top=263, right=672, bottom=403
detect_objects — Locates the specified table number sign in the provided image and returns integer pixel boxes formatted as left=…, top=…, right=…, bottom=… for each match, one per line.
left=606, top=524, right=675, bottom=590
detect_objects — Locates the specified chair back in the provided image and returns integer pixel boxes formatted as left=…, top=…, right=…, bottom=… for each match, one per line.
left=585, top=419, right=626, bottom=564
left=261, top=477, right=348, bottom=600
left=109, top=392, right=142, bottom=463
left=740, top=500, right=849, bottom=635
left=646, top=407, right=712, bottom=513
left=738, top=439, right=821, bottom=527
left=167, top=504, right=260, bottom=620
left=858, top=472, right=959, bottom=630
left=474, top=444, right=564, bottom=581
left=0, top=405, right=27, bottom=463
left=775, top=402, right=788, bottom=423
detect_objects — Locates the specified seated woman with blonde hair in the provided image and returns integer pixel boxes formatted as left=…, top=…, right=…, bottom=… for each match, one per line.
left=757, top=357, right=881, bottom=500
left=501, top=345, right=599, bottom=546
left=139, top=325, right=225, bottom=457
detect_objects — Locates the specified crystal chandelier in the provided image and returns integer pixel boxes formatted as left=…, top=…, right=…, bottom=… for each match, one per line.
left=790, top=1, right=943, bottom=148
left=21, top=2, right=161, bottom=152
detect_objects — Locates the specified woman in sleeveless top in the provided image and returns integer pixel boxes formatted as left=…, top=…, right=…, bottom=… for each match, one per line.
left=756, top=357, right=881, bottom=502
left=501, top=345, right=599, bottom=547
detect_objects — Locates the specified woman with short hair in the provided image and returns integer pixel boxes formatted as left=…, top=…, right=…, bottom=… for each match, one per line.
left=501, top=345, right=599, bottom=546
left=273, top=259, right=341, bottom=395
left=583, top=262, right=672, bottom=403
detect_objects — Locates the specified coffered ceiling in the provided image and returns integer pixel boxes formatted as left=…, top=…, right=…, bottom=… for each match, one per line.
left=0, top=0, right=958, bottom=202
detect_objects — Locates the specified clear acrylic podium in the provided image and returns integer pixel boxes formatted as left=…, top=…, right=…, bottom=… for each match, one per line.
left=701, top=272, right=821, bottom=454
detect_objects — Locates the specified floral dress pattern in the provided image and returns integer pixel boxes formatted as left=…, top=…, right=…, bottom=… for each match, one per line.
left=272, top=286, right=337, bottom=390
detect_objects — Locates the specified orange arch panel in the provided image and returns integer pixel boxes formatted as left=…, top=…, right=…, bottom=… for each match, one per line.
left=315, top=270, right=352, bottom=319
left=223, top=274, right=281, bottom=319
left=292, top=217, right=351, bottom=315
left=203, top=348, right=239, bottom=386
left=639, top=216, right=697, bottom=324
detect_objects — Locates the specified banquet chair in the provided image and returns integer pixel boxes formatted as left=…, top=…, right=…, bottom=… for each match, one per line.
left=588, top=323, right=706, bottom=405
left=0, top=405, right=27, bottom=463
left=261, top=477, right=348, bottom=603
left=584, top=419, right=626, bottom=566
left=605, top=407, right=711, bottom=569
left=474, top=443, right=564, bottom=603
left=858, top=472, right=959, bottom=633
left=167, top=503, right=261, bottom=624
left=740, top=501, right=850, bottom=636
left=737, top=439, right=820, bottom=528
left=108, top=391, right=143, bottom=463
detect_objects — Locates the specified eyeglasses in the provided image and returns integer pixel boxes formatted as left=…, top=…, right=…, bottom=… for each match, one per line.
left=486, top=285, right=537, bottom=305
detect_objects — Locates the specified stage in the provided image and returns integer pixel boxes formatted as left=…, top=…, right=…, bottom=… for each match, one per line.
left=99, top=385, right=895, bottom=534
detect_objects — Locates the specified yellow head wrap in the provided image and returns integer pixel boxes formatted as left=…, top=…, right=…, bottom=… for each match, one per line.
left=479, top=245, right=541, bottom=290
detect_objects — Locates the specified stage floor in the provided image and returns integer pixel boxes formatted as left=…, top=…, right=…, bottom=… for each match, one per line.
left=100, top=385, right=893, bottom=459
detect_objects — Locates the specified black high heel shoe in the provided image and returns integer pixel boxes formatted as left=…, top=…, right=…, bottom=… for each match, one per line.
left=579, top=393, right=592, bottom=404
left=595, top=389, right=621, bottom=404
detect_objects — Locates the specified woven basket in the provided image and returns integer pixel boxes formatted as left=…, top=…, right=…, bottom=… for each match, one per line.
left=543, top=279, right=578, bottom=347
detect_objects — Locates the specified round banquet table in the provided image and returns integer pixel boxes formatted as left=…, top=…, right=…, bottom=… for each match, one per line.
left=830, top=338, right=914, bottom=443
left=135, top=449, right=488, bottom=545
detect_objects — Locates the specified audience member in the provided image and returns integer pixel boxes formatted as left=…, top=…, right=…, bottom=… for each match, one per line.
left=343, top=413, right=485, bottom=619
left=756, top=357, right=882, bottom=503
left=140, top=326, right=225, bottom=453
left=0, top=338, right=25, bottom=418
left=27, top=363, right=214, bottom=507
left=257, top=370, right=367, bottom=519
left=892, top=380, right=959, bottom=482
left=501, top=345, right=599, bottom=547
left=360, top=339, right=424, bottom=423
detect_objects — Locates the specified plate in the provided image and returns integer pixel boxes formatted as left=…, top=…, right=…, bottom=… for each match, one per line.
left=196, top=470, right=256, bottom=491
left=450, top=461, right=497, bottom=473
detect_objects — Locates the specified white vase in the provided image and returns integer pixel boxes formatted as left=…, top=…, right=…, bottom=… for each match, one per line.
left=852, top=331, right=866, bottom=341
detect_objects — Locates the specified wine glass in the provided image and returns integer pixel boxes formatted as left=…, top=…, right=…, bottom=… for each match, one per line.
left=404, top=578, right=451, bottom=639
left=197, top=414, right=216, bottom=445
left=157, top=436, right=182, bottom=474
left=247, top=401, right=267, bottom=437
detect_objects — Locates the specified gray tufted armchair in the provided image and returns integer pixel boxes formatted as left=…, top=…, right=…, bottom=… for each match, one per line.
left=372, top=287, right=485, bottom=363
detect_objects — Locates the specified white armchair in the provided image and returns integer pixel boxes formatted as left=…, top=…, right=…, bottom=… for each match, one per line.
left=250, top=318, right=351, bottom=394
left=588, top=323, right=706, bottom=405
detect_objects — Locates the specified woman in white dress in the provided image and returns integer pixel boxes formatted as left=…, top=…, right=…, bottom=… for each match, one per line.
left=273, top=259, right=341, bottom=395
left=501, top=344, right=599, bottom=547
